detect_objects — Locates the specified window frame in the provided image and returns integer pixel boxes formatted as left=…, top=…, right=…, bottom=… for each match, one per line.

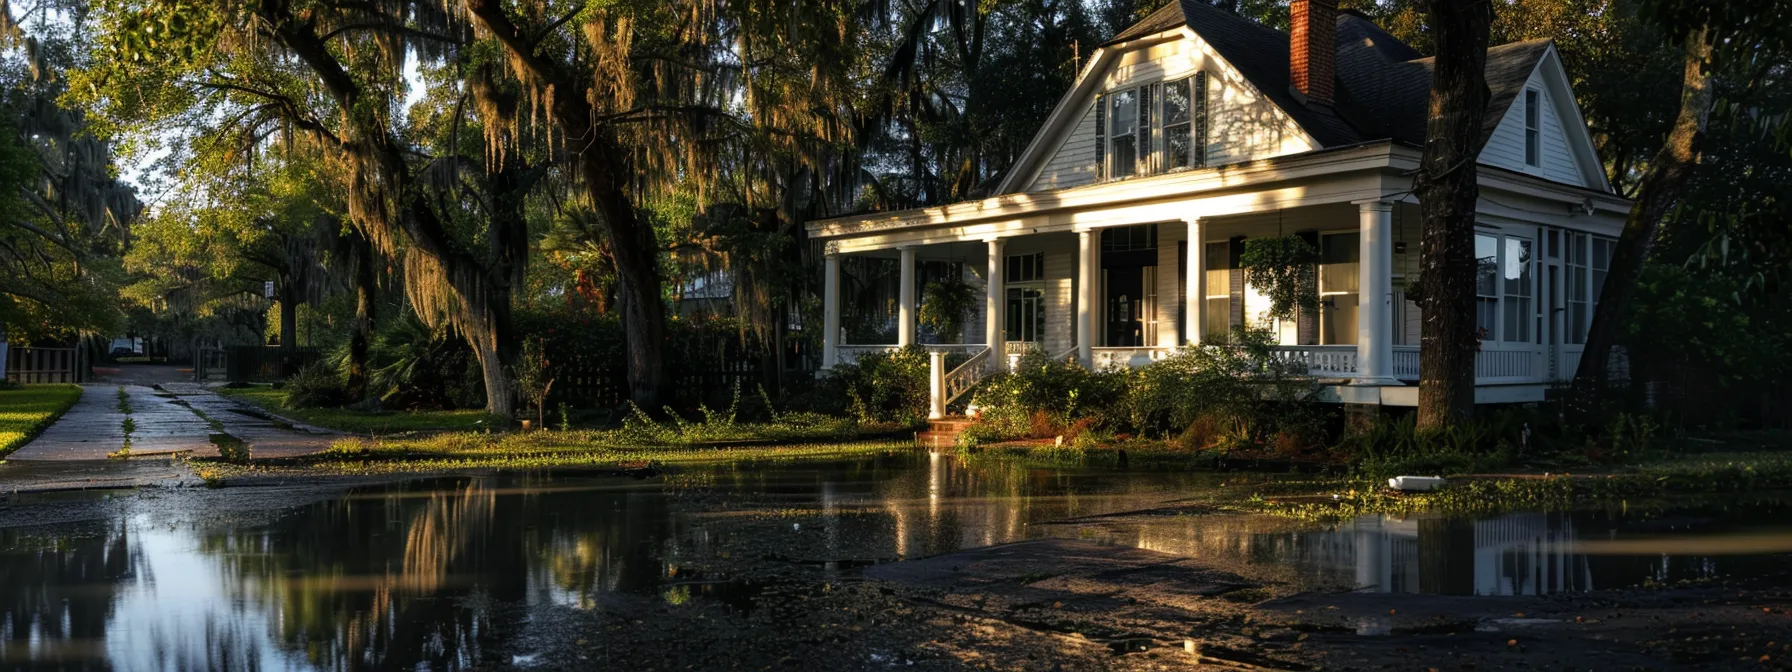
left=1523, top=88, right=1541, bottom=168
left=1100, top=72, right=1210, bottom=182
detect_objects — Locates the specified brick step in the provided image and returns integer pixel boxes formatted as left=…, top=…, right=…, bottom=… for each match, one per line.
left=927, top=417, right=975, bottom=432
left=915, top=431, right=961, bottom=448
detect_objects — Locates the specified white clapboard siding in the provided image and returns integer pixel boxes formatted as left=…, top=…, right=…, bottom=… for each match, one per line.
left=1480, top=70, right=1586, bottom=187
left=1027, top=34, right=1316, bottom=193
left=1156, top=221, right=1185, bottom=347
left=1031, top=102, right=1101, bottom=192
left=1044, top=250, right=1076, bottom=355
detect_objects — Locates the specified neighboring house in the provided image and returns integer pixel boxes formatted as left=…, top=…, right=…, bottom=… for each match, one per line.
left=676, top=271, right=735, bottom=318
left=806, top=0, right=1628, bottom=410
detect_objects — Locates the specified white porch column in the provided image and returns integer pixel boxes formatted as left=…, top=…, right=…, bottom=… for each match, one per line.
left=822, top=250, right=842, bottom=369
left=984, top=238, right=1006, bottom=368
left=928, top=350, right=947, bottom=419
left=898, top=245, right=918, bottom=347
left=1184, top=217, right=1207, bottom=346
left=1356, top=200, right=1397, bottom=384
left=1076, top=229, right=1097, bottom=368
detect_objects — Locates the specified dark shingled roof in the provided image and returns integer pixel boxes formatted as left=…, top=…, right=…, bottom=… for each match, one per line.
left=1103, top=0, right=1552, bottom=148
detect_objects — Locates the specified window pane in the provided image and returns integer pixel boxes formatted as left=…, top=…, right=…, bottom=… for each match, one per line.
left=1475, top=234, right=1499, bottom=298
left=1503, top=297, right=1531, bottom=342
left=1204, top=297, right=1230, bottom=342
left=1205, top=242, right=1228, bottom=297
left=1165, top=124, right=1190, bottom=170
left=1322, top=294, right=1358, bottom=345
left=1111, top=90, right=1137, bottom=135
left=1503, top=238, right=1532, bottom=297
left=1164, top=79, right=1191, bottom=125
left=1525, top=90, right=1541, bottom=166
left=1320, top=233, right=1359, bottom=294
left=1110, top=135, right=1136, bottom=178
left=1477, top=298, right=1498, bottom=336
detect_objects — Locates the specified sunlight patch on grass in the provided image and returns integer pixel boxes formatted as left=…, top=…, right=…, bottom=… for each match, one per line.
left=0, top=384, right=82, bottom=457
left=216, top=385, right=503, bottom=434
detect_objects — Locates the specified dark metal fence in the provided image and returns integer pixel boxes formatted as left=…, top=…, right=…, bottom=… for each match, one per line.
left=224, top=346, right=324, bottom=383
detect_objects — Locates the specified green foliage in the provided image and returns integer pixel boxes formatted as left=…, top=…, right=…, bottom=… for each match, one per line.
left=284, top=362, right=350, bottom=410
left=219, top=385, right=501, bottom=435
left=917, top=276, right=979, bottom=343
left=968, top=351, right=1127, bottom=440
left=818, top=347, right=933, bottom=423
left=1238, top=236, right=1318, bottom=319
left=0, top=384, right=81, bottom=457
left=1123, top=326, right=1321, bottom=446
left=511, top=338, right=555, bottom=424
left=966, top=327, right=1322, bottom=454
left=1340, top=412, right=1522, bottom=480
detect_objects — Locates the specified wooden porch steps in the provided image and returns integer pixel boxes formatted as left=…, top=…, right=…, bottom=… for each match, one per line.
left=916, top=416, right=975, bottom=449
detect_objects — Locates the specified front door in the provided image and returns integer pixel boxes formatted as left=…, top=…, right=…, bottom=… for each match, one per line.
left=1106, top=266, right=1145, bottom=347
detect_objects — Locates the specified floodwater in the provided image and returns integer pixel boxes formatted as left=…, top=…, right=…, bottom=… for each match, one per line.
left=2, top=453, right=1789, bottom=669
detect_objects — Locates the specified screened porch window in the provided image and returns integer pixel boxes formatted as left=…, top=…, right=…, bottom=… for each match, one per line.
left=1475, top=234, right=1500, bottom=338
left=1502, top=237, right=1534, bottom=342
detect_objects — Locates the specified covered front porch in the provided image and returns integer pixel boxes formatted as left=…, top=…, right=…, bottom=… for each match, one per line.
left=809, top=144, right=1617, bottom=412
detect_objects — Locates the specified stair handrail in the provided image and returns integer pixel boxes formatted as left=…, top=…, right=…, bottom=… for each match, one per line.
left=942, top=347, right=992, bottom=406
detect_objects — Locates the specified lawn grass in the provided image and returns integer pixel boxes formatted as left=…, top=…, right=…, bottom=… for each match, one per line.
left=208, top=431, right=917, bottom=476
left=216, top=385, right=504, bottom=434
left=0, top=384, right=82, bottom=457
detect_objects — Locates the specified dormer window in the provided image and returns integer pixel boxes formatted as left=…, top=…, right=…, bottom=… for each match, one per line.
left=1163, top=73, right=1208, bottom=170
left=1097, top=73, right=1210, bottom=181
left=1523, top=88, right=1541, bottom=167
left=1108, top=89, right=1139, bottom=179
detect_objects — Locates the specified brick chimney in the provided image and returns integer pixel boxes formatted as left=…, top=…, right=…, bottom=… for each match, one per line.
left=1289, top=0, right=1337, bottom=106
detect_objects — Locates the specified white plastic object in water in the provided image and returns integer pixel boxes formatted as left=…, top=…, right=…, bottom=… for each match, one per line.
left=1387, top=475, right=1447, bottom=492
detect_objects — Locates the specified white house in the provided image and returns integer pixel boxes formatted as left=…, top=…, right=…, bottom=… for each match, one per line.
left=806, top=0, right=1630, bottom=413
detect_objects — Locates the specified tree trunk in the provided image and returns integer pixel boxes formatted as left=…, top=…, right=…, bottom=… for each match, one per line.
left=1572, top=27, right=1714, bottom=405
left=345, top=236, right=375, bottom=400
left=1413, top=0, right=1494, bottom=431
left=464, top=0, right=669, bottom=409
left=469, top=319, right=515, bottom=417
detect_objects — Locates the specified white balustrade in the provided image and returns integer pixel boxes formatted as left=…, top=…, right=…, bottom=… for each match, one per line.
left=1273, top=345, right=1359, bottom=378
left=930, top=346, right=994, bottom=418
left=1090, top=347, right=1174, bottom=370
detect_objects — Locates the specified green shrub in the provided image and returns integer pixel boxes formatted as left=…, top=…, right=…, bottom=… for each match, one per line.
left=284, top=361, right=349, bottom=409
left=968, top=351, right=1127, bottom=440
left=818, top=347, right=932, bottom=423
left=1342, top=412, right=1522, bottom=479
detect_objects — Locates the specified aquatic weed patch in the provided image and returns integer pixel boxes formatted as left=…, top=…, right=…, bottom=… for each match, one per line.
left=0, top=384, right=81, bottom=457
left=1253, top=451, right=1792, bottom=523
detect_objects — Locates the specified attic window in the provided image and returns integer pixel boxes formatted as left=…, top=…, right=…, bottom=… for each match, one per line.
left=1163, top=73, right=1208, bottom=170
left=1108, top=89, right=1139, bottom=179
left=1523, top=89, right=1541, bottom=167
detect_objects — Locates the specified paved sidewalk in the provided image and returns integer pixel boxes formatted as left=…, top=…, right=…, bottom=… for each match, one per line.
left=161, top=383, right=340, bottom=458
left=10, top=385, right=214, bottom=460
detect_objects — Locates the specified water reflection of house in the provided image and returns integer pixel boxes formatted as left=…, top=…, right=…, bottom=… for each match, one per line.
left=1351, top=513, right=1591, bottom=595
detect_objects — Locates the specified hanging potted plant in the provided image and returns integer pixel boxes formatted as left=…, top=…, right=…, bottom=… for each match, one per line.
left=918, top=276, right=978, bottom=343
left=1238, top=235, right=1319, bottom=319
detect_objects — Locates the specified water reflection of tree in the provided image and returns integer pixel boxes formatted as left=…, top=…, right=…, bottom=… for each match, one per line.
left=195, top=476, right=676, bottom=669
left=0, top=524, right=138, bottom=664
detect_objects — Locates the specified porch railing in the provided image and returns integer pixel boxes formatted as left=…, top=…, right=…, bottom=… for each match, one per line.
left=1392, top=345, right=1545, bottom=382
left=930, top=346, right=992, bottom=419
left=1272, top=345, right=1358, bottom=378
left=1090, top=347, right=1174, bottom=370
